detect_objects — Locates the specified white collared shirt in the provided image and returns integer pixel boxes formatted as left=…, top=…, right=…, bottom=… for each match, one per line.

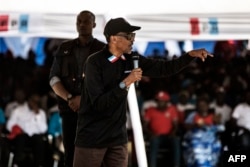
left=6, top=102, right=48, bottom=136
left=210, top=102, right=232, bottom=124
left=232, top=103, right=250, bottom=131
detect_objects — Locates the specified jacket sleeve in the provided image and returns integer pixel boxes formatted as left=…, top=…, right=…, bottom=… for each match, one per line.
left=140, top=53, right=195, bottom=78
left=49, top=40, right=74, bottom=80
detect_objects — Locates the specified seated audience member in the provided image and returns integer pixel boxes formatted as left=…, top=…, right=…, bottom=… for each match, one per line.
left=182, top=96, right=223, bottom=167
left=48, top=105, right=62, bottom=143
left=6, top=93, right=48, bottom=167
left=140, top=98, right=157, bottom=117
left=47, top=103, right=64, bottom=162
left=209, top=87, right=232, bottom=125
left=0, top=103, right=7, bottom=167
left=209, top=87, right=232, bottom=149
left=143, top=91, right=181, bottom=167
left=229, top=90, right=250, bottom=152
left=176, top=90, right=195, bottom=128
left=0, top=104, right=6, bottom=136
left=5, top=88, right=27, bottom=119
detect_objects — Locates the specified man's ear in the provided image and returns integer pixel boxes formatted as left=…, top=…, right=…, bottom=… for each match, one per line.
left=110, top=36, right=117, bottom=43
left=93, top=22, right=96, bottom=28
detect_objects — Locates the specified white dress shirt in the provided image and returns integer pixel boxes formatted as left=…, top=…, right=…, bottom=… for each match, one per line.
left=210, top=102, right=232, bottom=124
left=6, top=102, right=48, bottom=137
left=232, top=103, right=250, bottom=131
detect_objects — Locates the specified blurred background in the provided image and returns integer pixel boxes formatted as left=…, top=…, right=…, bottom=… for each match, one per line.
left=1, top=0, right=250, bottom=167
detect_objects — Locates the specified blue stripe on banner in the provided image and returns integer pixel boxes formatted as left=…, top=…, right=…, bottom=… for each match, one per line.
left=208, top=18, right=218, bottom=35
left=19, top=14, right=29, bottom=32
left=34, top=38, right=47, bottom=66
left=0, top=38, right=8, bottom=54
left=144, top=41, right=165, bottom=57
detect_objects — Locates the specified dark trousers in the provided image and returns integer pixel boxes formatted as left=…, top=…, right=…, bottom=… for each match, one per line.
left=228, top=127, right=250, bottom=152
left=0, top=136, right=10, bottom=167
left=61, top=113, right=78, bottom=167
left=73, top=144, right=128, bottom=167
left=12, top=133, right=45, bottom=167
left=149, top=135, right=180, bottom=167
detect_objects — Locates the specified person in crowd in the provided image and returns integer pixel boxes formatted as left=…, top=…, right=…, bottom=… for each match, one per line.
left=193, top=97, right=219, bottom=127
left=209, top=87, right=232, bottom=149
left=183, top=95, right=221, bottom=130
left=176, top=90, right=195, bottom=125
left=49, top=10, right=105, bottom=167
left=182, top=96, right=223, bottom=167
left=181, top=79, right=197, bottom=105
left=143, top=91, right=181, bottom=167
left=73, top=17, right=213, bottom=167
left=47, top=91, right=63, bottom=141
left=209, top=86, right=232, bottom=125
left=6, top=93, right=48, bottom=167
left=47, top=102, right=62, bottom=143
left=228, top=90, right=250, bottom=152
left=5, top=88, right=27, bottom=119
left=0, top=101, right=6, bottom=137
left=140, top=97, right=157, bottom=116
left=47, top=101, right=64, bottom=167
left=0, top=100, right=7, bottom=167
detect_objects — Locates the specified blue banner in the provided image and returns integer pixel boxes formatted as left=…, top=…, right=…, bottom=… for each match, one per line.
left=19, top=14, right=29, bottom=32
left=209, top=18, right=218, bottom=35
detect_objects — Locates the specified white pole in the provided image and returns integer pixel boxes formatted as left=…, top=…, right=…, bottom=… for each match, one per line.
left=127, top=83, right=148, bottom=167
left=8, top=152, right=14, bottom=167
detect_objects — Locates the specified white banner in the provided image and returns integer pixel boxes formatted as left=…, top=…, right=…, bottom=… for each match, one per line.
left=1, top=12, right=250, bottom=41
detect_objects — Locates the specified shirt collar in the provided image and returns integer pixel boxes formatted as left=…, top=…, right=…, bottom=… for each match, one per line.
left=107, top=55, right=126, bottom=63
left=76, top=36, right=94, bottom=46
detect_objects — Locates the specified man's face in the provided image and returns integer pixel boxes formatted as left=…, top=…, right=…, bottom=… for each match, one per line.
left=113, top=32, right=135, bottom=54
left=76, top=13, right=95, bottom=36
left=157, top=100, right=168, bottom=110
left=197, top=100, right=209, bottom=116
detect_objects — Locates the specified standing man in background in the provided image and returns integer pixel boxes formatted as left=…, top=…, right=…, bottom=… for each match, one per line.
left=49, top=10, right=105, bottom=167
left=73, top=17, right=213, bottom=167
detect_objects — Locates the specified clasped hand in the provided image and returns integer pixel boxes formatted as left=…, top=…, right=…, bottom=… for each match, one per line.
left=68, top=96, right=81, bottom=112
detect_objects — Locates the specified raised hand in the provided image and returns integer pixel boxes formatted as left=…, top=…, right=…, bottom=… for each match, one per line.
left=188, top=48, right=214, bottom=62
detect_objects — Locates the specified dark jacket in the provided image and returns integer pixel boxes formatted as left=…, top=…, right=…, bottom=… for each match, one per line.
left=75, top=45, right=195, bottom=148
left=49, top=38, right=105, bottom=114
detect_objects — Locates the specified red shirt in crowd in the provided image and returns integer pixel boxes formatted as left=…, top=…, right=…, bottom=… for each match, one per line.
left=144, top=105, right=178, bottom=135
left=193, top=113, right=214, bottom=126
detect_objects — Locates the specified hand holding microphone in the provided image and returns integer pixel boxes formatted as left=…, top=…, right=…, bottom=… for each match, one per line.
left=132, top=54, right=141, bottom=87
left=121, top=54, right=142, bottom=88
left=123, top=68, right=142, bottom=87
left=131, top=68, right=142, bottom=85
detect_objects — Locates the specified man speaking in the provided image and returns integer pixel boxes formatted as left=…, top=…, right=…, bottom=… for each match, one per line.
left=73, top=17, right=213, bottom=167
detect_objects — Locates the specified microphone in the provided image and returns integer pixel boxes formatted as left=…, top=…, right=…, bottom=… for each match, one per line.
left=132, top=54, right=140, bottom=87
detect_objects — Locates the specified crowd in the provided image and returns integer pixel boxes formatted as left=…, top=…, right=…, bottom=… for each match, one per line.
left=0, top=38, right=250, bottom=167
left=0, top=46, right=64, bottom=167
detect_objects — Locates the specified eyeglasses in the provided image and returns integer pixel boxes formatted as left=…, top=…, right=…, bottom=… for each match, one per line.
left=115, top=33, right=136, bottom=41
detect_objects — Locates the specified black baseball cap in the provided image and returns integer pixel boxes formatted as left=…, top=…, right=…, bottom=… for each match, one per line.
left=104, top=17, right=141, bottom=38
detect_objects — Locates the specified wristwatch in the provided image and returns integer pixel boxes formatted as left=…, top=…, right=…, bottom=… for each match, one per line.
left=119, top=82, right=128, bottom=91
left=67, top=93, right=73, bottom=101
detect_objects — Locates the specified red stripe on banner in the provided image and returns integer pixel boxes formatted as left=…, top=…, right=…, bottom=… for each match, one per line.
left=0, top=15, right=9, bottom=31
left=190, top=18, right=200, bottom=35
